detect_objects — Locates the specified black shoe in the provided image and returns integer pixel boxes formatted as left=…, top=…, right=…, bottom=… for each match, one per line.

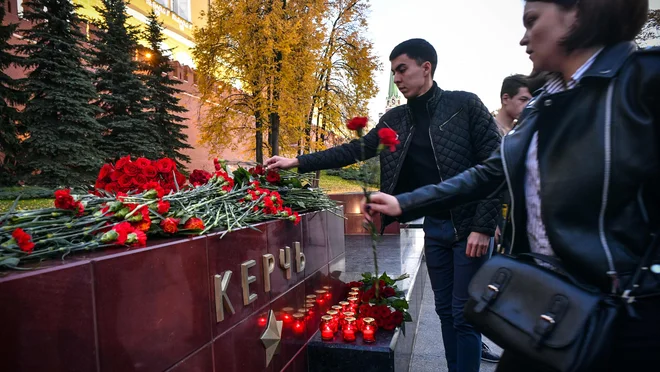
left=481, top=342, right=500, bottom=363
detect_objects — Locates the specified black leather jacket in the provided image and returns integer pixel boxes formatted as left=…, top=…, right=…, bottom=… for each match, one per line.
left=395, top=42, right=660, bottom=295
left=297, top=85, right=501, bottom=239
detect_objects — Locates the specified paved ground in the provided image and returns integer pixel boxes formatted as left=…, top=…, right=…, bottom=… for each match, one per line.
left=410, top=275, right=503, bottom=372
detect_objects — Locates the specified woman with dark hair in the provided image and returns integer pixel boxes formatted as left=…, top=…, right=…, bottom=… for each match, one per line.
left=363, top=0, right=659, bottom=370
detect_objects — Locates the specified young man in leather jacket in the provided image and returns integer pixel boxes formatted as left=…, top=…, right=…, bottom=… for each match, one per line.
left=266, top=38, right=501, bottom=372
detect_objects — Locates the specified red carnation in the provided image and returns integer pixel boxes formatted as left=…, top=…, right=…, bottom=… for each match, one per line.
left=249, top=164, right=266, bottom=176
left=265, top=170, right=281, bottom=184
left=115, top=155, right=132, bottom=171
left=98, top=163, right=114, bottom=181
left=135, top=157, right=151, bottom=169
left=378, top=128, right=400, bottom=152
left=113, top=222, right=134, bottom=245
left=134, top=175, right=148, bottom=189
left=184, top=217, right=205, bottom=230
left=189, top=169, right=212, bottom=186
left=142, top=165, right=158, bottom=178
left=160, top=218, right=180, bottom=234
left=133, top=230, right=147, bottom=247
left=346, top=116, right=368, bottom=131
left=117, top=174, right=133, bottom=189
left=54, top=189, right=76, bottom=210
left=143, top=181, right=165, bottom=198
left=12, top=228, right=35, bottom=254
left=156, top=158, right=175, bottom=174
left=382, top=287, right=396, bottom=298
left=157, top=200, right=171, bottom=214
left=124, top=162, right=140, bottom=177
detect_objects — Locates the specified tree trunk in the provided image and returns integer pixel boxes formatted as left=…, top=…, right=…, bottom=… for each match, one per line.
left=269, top=112, right=280, bottom=156
left=255, top=110, right=264, bottom=163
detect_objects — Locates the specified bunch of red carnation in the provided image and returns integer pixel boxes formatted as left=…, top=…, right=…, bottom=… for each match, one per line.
left=11, top=228, right=35, bottom=254
left=95, top=156, right=187, bottom=195
left=242, top=181, right=300, bottom=224
left=54, top=189, right=85, bottom=216
left=100, top=221, right=147, bottom=247
left=249, top=164, right=282, bottom=185
left=357, top=303, right=405, bottom=331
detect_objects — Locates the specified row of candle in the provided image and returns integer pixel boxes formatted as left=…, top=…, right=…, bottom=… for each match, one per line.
left=318, top=287, right=378, bottom=343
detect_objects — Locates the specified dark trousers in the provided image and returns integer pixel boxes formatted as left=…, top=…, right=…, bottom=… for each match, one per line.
left=424, top=217, right=489, bottom=372
left=495, top=297, right=660, bottom=372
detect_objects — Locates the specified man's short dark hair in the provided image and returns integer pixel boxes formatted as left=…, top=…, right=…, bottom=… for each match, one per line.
left=525, top=0, right=648, bottom=51
left=527, top=71, right=550, bottom=94
left=389, top=38, right=438, bottom=77
left=500, top=74, right=529, bottom=100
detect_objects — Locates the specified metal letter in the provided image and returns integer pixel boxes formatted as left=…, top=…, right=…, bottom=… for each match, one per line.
left=262, top=254, right=275, bottom=292
left=294, top=241, right=305, bottom=273
left=279, top=246, right=292, bottom=280
left=241, top=260, right=258, bottom=305
left=214, top=271, right=235, bottom=323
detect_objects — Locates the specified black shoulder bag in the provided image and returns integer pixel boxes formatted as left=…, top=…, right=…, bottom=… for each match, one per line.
left=464, top=232, right=659, bottom=372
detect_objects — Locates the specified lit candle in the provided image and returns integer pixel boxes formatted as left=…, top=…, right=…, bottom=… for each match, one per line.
left=347, top=297, right=359, bottom=312
left=315, top=290, right=327, bottom=305
left=342, top=311, right=355, bottom=329
left=320, top=315, right=335, bottom=341
left=339, top=301, right=350, bottom=313
left=326, top=310, right=340, bottom=331
left=258, top=314, right=268, bottom=327
left=362, top=317, right=377, bottom=343
left=281, top=307, right=294, bottom=323
left=304, top=303, right=315, bottom=319
left=342, top=317, right=357, bottom=342
left=351, top=287, right=361, bottom=292
left=292, top=313, right=305, bottom=335
left=348, top=291, right=359, bottom=298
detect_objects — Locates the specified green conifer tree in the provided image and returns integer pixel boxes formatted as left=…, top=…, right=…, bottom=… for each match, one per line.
left=17, top=0, right=104, bottom=187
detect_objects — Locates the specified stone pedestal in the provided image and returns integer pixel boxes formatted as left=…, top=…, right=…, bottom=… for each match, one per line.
left=308, top=230, right=427, bottom=372
left=0, top=208, right=346, bottom=372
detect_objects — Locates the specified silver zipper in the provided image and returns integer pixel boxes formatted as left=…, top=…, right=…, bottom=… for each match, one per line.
left=387, top=115, right=414, bottom=194
left=429, top=108, right=459, bottom=238
left=439, top=109, right=463, bottom=131
left=500, top=132, right=516, bottom=255
left=600, top=80, right=618, bottom=293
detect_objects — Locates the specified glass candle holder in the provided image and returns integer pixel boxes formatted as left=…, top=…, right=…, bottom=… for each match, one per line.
left=348, top=291, right=359, bottom=298
left=304, top=303, right=316, bottom=319
left=292, top=313, right=305, bottom=335
left=361, top=317, right=377, bottom=343
left=341, top=311, right=355, bottom=328
left=342, top=317, right=357, bottom=342
left=314, top=290, right=327, bottom=305
left=322, top=286, right=333, bottom=300
left=347, top=297, right=359, bottom=312
left=320, top=315, right=335, bottom=341
left=339, top=301, right=350, bottom=313
left=281, top=307, right=294, bottom=323
left=306, top=294, right=317, bottom=302
left=326, top=310, right=340, bottom=331
left=351, top=287, right=361, bottom=293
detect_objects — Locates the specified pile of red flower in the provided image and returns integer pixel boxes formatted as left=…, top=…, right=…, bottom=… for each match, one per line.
left=346, top=273, right=412, bottom=331
left=95, top=156, right=187, bottom=195
left=243, top=181, right=300, bottom=224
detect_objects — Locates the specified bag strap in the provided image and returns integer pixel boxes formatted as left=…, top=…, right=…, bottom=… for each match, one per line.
left=518, top=253, right=601, bottom=292
left=622, top=231, right=660, bottom=303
